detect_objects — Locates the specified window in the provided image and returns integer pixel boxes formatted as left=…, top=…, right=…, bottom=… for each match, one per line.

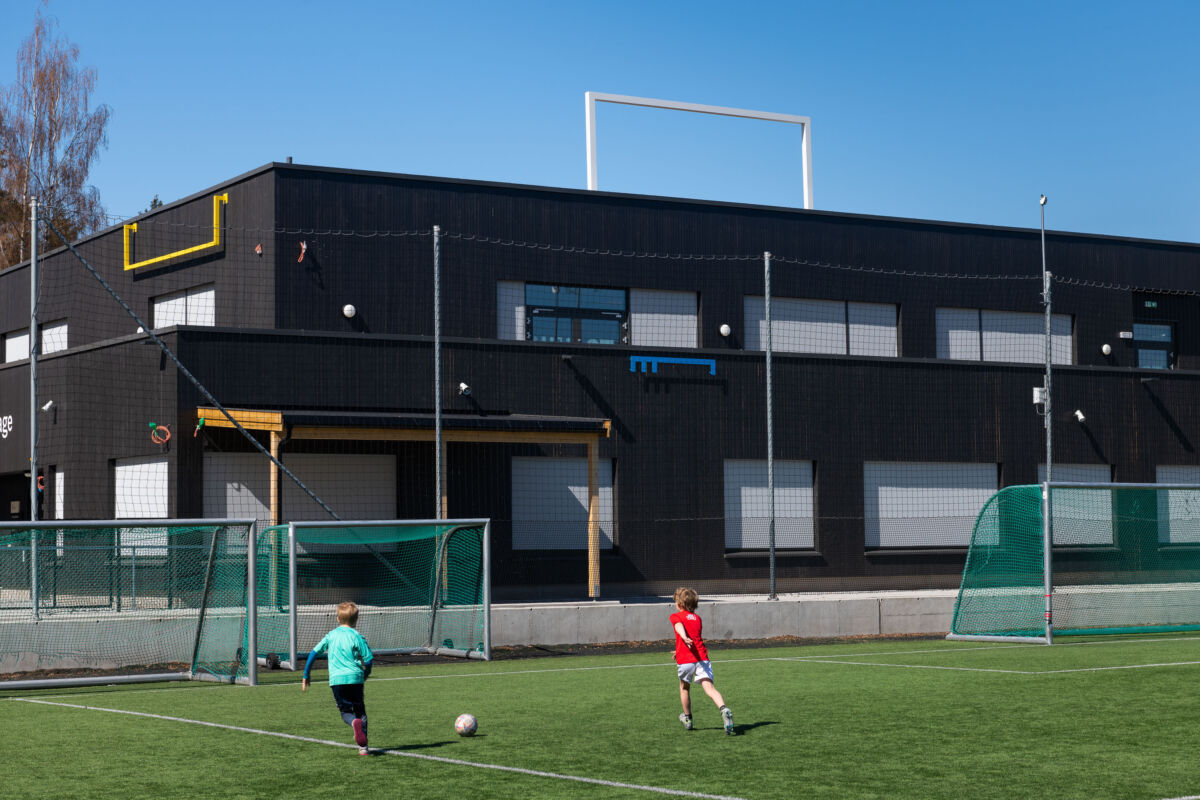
left=525, top=284, right=627, bottom=344
left=1039, top=464, right=1112, bottom=545
left=511, top=457, right=614, bottom=550
left=497, top=281, right=525, bottom=340
left=723, top=460, right=814, bottom=549
left=863, top=462, right=997, bottom=548
left=152, top=284, right=215, bottom=328
left=3, top=329, right=29, bottom=362
left=629, top=289, right=697, bottom=348
left=744, top=297, right=898, bottom=356
left=1133, top=322, right=1173, bottom=369
left=1156, top=466, right=1200, bottom=544
left=936, top=308, right=1072, bottom=364
left=40, top=320, right=68, bottom=354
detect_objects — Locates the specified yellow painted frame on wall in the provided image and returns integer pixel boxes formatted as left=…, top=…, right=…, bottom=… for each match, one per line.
left=123, top=193, right=228, bottom=270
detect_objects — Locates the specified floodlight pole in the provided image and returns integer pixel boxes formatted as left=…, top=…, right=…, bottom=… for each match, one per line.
left=28, top=197, right=38, bottom=619
left=1040, top=196, right=1053, bottom=644
left=764, top=251, right=777, bottom=600
left=433, top=225, right=443, bottom=519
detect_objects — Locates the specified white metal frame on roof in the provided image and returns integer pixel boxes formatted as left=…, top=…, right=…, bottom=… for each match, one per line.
left=584, top=91, right=813, bottom=210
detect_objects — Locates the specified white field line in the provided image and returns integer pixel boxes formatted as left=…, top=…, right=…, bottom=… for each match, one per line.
left=777, top=656, right=1200, bottom=675
left=9, top=697, right=747, bottom=800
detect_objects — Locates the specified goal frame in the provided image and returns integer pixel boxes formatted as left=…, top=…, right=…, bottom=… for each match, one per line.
left=262, top=518, right=491, bottom=671
left=0, top=518, right=258, bottom=690
left=947, top=482, right=1200, bottom=645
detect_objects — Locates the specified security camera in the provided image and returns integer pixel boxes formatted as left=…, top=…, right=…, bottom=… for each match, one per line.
left=458, top=382, right=470, bottom=396
left=40, top=400, right=54, bottom=412
left=1074, top=410, right=1085, bottom=423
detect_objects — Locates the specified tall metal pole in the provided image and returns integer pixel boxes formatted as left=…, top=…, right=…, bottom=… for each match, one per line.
left=433, top=226, right=443, bottom=519
left=1040, top=196, right=1051, bottom=486
left=29, top=197, right=38, bottom=522
left=1040, top=195, right=1053, bottom=643
left=764, top=251, right=777, bottom=600
left=28, top=198, right=38, bottom=620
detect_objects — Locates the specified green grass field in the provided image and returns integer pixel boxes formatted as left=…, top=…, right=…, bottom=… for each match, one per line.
left=5, top=635, right=1200, bottom=800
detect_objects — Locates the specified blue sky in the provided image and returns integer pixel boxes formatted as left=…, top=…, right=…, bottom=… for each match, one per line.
left=2, top=1, right=1197, bottom=243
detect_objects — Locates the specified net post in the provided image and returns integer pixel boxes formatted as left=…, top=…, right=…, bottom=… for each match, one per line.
left=288, top=522, right=298, bottom=671
left=246, top=521, right=258, bottom=686
left=483, top=520, right=492, bottom=660
left=764, top=250, right=777, bottom=600
left=190, top=524, right=225, bottom=676
left=29, top=530, right=39, bottom=621
left=1042, top=482, right=1053, bottom=645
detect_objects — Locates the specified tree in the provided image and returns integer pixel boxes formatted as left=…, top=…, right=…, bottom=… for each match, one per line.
left=0, top=3, right=110, bottom=269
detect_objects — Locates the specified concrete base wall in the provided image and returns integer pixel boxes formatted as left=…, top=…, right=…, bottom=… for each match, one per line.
left=491, top=590, right=959, bottom=647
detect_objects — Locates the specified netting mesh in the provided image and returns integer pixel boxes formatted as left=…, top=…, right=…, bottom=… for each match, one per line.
left=0, top=521, right=252, bottom=682
left=951, top=485, right=1200, bottom=639
left=255, top=522, right=488, bottom=665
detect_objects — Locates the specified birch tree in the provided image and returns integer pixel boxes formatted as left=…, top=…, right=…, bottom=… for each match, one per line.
left=0, top=3, right=110, bottom=269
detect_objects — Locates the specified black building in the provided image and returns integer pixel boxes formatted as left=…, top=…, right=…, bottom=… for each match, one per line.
left=2, top=162, right=1198, bottom=599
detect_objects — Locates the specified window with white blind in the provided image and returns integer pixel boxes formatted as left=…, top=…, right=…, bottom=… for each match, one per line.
left=3, top=329, right=29, bottom=362
left=864, top=462, right=997, bottom=547
left=511, top=457, right=614, bottom=550
left=1156, top=466, right=1200, bottom=544
left=723, top=460, right=814, bottom=549
left=1039, top=464, right=1112, bottom=545
left=152, top=285, right=215, bottom=328
left=936, top=308, right=1072, bottom=364
left=40, top=320, right=68, bottom=354
left=744, top=297, right=897, bottom=356
left=629, top=289, right=697, bottom=348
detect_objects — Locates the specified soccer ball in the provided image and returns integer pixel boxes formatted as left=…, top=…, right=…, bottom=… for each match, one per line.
left=454, top=713, right=478, bottom=736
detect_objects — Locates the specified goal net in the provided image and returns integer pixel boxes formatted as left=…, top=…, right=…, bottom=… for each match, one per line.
left=254, top=519, right=490, bottom=670
left=0, top=520, right=256, bottom=688
left=949, top=483, right=1200, bottom=643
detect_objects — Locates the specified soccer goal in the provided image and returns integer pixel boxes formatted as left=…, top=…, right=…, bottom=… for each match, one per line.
left=253, top=519, right=491, bottom=670
left=948, top=483, right=1200, bottom=643
left=0, top=519, right=258, bottom=689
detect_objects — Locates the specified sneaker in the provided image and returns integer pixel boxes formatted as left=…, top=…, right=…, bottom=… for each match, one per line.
left=358, top=747, right=370, bottom=756
left=352, top=718, right=368, bottom=747
left=721, top=706, right=734, bottom=735
left=679, top=713, right=693, bottom=731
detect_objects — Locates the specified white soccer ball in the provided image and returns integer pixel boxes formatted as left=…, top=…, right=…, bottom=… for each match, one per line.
left=454, top=713, right=478, bottom=736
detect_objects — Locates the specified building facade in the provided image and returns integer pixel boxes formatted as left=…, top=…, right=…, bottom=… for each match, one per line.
left=2, top=162, right=1199, bottom=599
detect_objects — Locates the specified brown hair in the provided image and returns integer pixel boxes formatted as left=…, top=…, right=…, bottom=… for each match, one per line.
left=673, top=587, right=698, bottom=612
left=337, top=601, right=359, bottom=626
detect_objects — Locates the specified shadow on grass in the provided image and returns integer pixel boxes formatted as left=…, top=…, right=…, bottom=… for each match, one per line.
left=374, top=738, right=473, bottom=752
left=731, top=720, right=777, bottom=735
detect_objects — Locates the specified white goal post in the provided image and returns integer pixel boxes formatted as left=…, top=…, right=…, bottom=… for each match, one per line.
left=584, top=91, right=814, bottom=210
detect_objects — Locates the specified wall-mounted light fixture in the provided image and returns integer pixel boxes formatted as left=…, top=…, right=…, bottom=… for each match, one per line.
left=342, top=304, right=357, bottom=319
left=719, top=323, right=731, bottom=337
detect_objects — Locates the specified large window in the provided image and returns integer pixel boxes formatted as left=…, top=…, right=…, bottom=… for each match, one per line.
left=629, top=289, right=697, bottom=348
left=510, top=456, right=614, bottom=550
left=723, top=459, right=814, bottom=549
left=525, top=284, right=627, bottom=344
left=863, top=462, right=997, bottom=548
left=744, top=297, right=898, bottom=356
left=1039, top=464, right=1112, bottom=545
left=3, top=328, right=29, bottom=363
left=936, top=308, right=1072, bottom=364
left=1156, top=466, right=1200, bottom=543
left=40, top=320, right=68, bottom=354
left=152, top=284, right=215, bottom=328
left=1133, top=322, right=1174, bottom=369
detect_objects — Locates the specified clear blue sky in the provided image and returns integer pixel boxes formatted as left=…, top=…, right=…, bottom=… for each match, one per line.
left=2, top=0, right=1198, bottom=243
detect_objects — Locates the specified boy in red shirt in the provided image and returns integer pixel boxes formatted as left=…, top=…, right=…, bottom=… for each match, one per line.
left=670, top=586, right=734, bottom=734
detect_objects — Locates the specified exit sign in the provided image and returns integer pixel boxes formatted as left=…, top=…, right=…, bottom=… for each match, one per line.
left=1145, top=300, right=1158, bottom=308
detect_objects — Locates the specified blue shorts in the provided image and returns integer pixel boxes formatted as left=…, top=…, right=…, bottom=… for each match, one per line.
left=331, top=682, right=366, bottom=717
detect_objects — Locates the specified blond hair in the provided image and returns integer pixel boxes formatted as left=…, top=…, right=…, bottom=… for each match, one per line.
left=673, top=587, right=698, bottom=612
left=336, top=601, right=359, bottom=627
